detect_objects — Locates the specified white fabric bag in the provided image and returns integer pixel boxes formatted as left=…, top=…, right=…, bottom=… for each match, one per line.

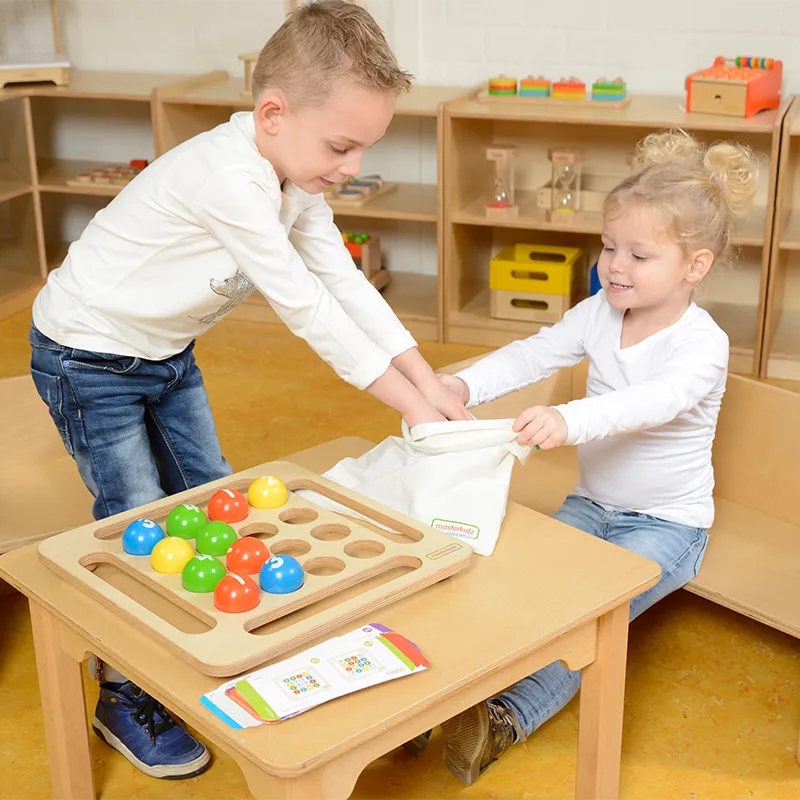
left=303, top=419, right=531, bottom=557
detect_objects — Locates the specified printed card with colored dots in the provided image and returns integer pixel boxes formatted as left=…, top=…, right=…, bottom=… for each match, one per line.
left=201, top=623, right=429, bottom=728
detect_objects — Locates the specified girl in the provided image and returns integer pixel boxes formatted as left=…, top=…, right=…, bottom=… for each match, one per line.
left=435, top=129, right=758, bottom=786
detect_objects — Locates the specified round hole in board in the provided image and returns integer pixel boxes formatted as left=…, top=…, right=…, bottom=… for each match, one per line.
left=303, top=557, right=345, bottom=576
left=239, top=522, right=278, bottom=540
left=343, top=540, right=385, bottom=559
left=714, top=95, right=722, bottom=103
left=310, top=524, right=351, bottom=541
left=270, top=539, right=311, bottom=557
left=279, top=508, right=319, bottom=525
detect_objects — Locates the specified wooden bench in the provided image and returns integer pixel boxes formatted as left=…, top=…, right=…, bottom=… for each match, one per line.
left=446, top=357, right=800, bottom=762
left=0, top=375, right=93, bottom=566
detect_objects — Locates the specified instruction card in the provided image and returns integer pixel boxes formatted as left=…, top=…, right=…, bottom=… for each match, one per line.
left=201, top=623, right=429, bottom=728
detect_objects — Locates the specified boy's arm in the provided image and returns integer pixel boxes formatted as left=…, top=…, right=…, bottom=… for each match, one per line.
left=290, top=195, right=470, bottom=421
left=192, top=169, right=442, bottom=423
left=454, top=300, right=590, bottom=407
left=554, top=330, right=729, bottom=445
left=288, top=196, right=415, bottom=360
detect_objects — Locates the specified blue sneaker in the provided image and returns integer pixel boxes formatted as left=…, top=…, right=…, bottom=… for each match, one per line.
left=92, top=681, right=210, bottom=779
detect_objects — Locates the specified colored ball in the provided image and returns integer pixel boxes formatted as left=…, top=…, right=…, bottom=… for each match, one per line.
left=208, top=488, right=249, bottom=523
left=226, top=537, right=270, bottom=575
left=214, top=573, right=261, bottom=613
left=248, top=475, right=289, bottom=509
left=196, top=520, right=238, bottom=556
left=122, top=518, right=165, bottom=556
left=181, top=554, right=226, bottom=593
left=151, top=536, right=195, bottom=574
left=166, top=503, right=207, bottom=539
left=259, top=555, right=304, bottom=594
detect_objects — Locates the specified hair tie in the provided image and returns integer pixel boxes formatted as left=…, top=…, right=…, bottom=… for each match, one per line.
left=711, top=176, right=724, bottom=192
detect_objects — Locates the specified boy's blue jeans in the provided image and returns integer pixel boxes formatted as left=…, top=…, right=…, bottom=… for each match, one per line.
left=30, top=325, right=234, bottom=683
left=496, top=493, right=709, bottom=738
left=29, top=325, right=233, bottom=521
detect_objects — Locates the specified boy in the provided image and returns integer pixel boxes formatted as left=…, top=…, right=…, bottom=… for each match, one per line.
left=30, top=0, right=467, bottom=779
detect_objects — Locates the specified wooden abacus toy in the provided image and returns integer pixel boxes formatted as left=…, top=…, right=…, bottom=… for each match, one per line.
left=343, top=231, right=390, bottom=291
left=686, top=56, right=782, bottom=118
left=37, top=463, right=472, bottom=676
left=324, top=174, right=398, bottom=206
left=478, top=74, right=630, bottom=109
left=66, top=160, right=148, bottom=188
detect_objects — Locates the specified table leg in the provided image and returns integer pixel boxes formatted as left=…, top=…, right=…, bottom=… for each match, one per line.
left=29, top=600, right=95, bottom=800
left=238, top=755, right=361, bottom=800
left=575, top=602, right=630, bottom=800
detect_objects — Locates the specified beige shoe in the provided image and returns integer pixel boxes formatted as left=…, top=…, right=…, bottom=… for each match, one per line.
left=441, top=700, right=524, bottom=786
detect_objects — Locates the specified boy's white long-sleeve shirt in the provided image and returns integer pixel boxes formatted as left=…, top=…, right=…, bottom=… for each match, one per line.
left=32, top=112, right=416, bottom=390
left=456, top=291, right=729, bottom=529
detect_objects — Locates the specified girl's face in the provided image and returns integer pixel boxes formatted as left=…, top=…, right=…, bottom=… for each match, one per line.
left=598, top=204, right=712, bottom=317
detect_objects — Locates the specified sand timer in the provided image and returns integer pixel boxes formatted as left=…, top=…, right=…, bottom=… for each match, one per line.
left=548, top=148, right=586, bottom=220
left=484, top=145, right=519, bottom=220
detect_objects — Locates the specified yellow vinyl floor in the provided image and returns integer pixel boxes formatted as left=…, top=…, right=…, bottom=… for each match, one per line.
left=1, top=308, right=800, bottom=800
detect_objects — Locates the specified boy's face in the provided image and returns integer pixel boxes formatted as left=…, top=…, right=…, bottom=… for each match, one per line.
left=254, top=82, right=395, bottom=195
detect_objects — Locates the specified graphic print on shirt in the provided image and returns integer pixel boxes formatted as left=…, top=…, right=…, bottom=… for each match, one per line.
left=191, top=270, right=255, bottom=325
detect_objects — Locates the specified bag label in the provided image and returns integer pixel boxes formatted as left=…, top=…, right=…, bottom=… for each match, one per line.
left=425, top=541, right=465, bottom=560
left=430, top=518, right=480, bottom=542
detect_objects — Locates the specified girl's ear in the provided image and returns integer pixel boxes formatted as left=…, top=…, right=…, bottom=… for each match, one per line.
left=687, top=248, right=714, bottom=286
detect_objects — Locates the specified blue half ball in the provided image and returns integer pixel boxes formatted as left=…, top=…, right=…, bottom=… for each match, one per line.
left=122, top=518, right=166, bottom=556
left=259, top=554, right=305, bottom=594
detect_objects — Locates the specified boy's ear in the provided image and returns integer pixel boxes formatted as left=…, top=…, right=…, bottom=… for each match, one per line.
left=255, top=91, right=286, bottom=135
left=687, top=248, right=714, bottom=286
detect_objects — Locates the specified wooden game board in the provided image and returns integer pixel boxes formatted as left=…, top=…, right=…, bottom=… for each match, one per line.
left=65, top=164, right=143, bottom=187
left=37, top=462, right=473, bottom=677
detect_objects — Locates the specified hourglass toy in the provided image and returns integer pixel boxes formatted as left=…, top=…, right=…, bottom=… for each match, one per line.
left=484, top=145, right=519, bottom=221
left=547, top=148, right=586, bottom=222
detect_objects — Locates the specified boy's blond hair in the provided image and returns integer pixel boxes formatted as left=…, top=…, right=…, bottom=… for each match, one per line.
left=252, top=0, right=413, bottom=105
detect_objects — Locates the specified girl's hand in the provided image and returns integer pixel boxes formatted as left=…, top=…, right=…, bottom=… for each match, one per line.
left=403, top=399, right=446, bottom=428
left=513, top=406, right=568, bottom=449
left=416, top=375, right=471, bottom=421
left=437, top=374, right=470, bottom=406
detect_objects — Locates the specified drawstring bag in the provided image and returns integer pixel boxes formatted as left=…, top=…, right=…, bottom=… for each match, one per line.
left=302, top=419, right=531, bottom=557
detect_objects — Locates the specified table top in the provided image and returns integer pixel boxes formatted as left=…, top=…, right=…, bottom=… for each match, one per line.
left=0, top=436, right=660, bottom=778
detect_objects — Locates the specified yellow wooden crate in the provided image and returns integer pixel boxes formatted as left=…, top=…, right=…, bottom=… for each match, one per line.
left=490, top=244, right=584, bottom=296
left=490, top=289, right=571, bottom=324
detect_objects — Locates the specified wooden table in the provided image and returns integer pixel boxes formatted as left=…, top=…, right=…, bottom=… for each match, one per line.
left=0, top=437, right=660, bottom=800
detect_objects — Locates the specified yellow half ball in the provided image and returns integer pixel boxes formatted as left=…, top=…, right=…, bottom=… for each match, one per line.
left=151, top=536, right=195, bottom=574
left=248, top=475, right=289, bottom=509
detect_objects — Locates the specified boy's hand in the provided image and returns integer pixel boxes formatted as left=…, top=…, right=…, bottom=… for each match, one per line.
left=418, top=375, right=471, bottom=421
left=437, top=374, right=470, bottom=406
left=512, top=406, right=568, bottom=449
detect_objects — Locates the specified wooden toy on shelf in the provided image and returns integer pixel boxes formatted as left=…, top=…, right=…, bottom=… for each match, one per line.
left=546, top=148, right=586, bottom=222
left=65, top=160, right=148, bottom=188
left=478, top=73, right=630, bottom=109
left=36, top=463, right=472, bottom=677
left=238, top=51, right=258, bottom=98
left=489, top=244, right=585, bottom=324
left=686, top=56, right=782, bottom=118
left=0, top=0, right=70, bottom=89
left=343, top=232, right=389, bottom=291
left=485, top=145, right=519, bottom=221
left=324, top=174, right=398, bottom=206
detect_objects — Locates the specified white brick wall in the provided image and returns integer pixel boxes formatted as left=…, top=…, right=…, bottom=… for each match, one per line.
left=6, top=0, right=796, bottom=95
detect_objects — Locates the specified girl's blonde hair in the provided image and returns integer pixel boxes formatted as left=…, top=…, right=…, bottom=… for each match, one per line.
left=603, top=129, right=759, bottom=270
left=252, top=0, right=412, bottom=105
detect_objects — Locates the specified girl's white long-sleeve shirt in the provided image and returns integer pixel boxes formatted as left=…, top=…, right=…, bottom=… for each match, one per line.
left=456, top=291, right=729, bottom=529
left=32, top=112, right=416, bottom=390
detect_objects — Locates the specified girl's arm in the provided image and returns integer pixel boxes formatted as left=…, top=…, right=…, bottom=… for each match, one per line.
left=555, top=329, right=729, bottom=445
left=454, top=299, right=590, bottom=407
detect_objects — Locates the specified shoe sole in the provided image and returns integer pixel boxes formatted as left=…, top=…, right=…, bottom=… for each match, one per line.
left=92, top=717, right=211, bottom=780
left=441, top=706, right=488, bottom=786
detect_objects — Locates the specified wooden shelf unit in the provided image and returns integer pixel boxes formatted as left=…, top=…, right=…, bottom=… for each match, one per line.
left=443, top=92, right=788, bottom=374
left=764, top=96, right=800, bottom=381
left=152, top=71, right=470, bottom=341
